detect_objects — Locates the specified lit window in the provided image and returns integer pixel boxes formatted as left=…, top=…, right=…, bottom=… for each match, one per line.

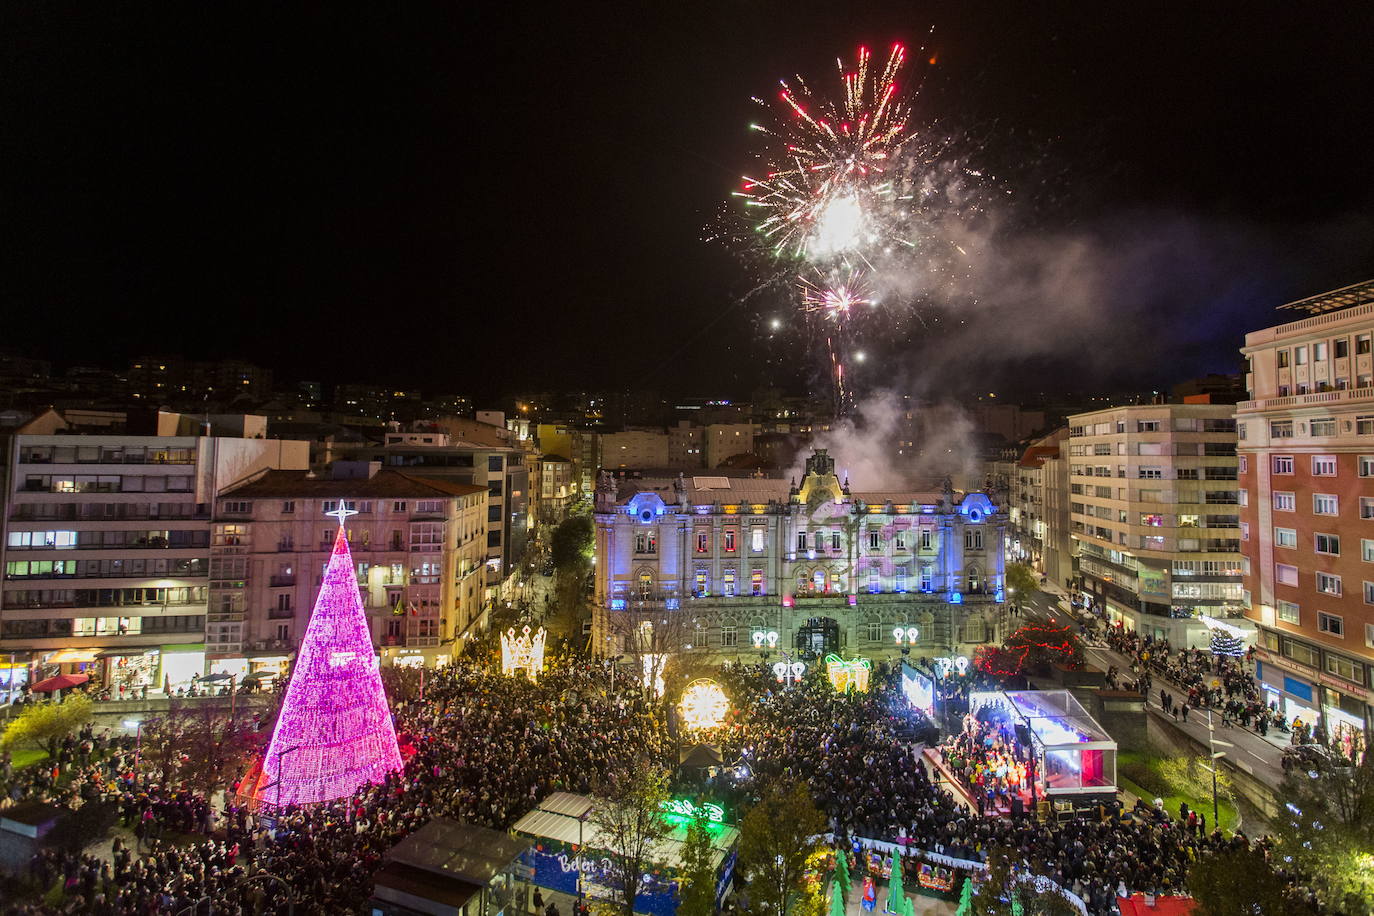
left=1278, top=600, right=1300, bottom=624
left=1316, top=572, right=1342, bottom=596
left=1276, top=563, right=1298, bottom=587
left=751, top=528, right=765, bottom=552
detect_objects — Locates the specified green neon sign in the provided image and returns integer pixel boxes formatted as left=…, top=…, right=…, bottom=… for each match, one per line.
left=659, top=799, right=724, bottom=823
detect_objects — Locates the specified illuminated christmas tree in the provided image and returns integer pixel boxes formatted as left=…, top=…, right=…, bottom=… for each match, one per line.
left=253, top=507, right=402, bottom=807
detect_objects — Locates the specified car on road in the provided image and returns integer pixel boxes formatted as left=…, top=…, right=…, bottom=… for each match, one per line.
left=1281, top=743, right=1330, bottom=772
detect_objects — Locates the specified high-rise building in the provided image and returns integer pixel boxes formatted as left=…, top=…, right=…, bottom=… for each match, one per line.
left=592, top=449, right=1007, bottom=662
left=998, top=429, right=1071, bottom=586
left=1067, top=404, right=1248, bottom=647
left=1237, top=278, right=1374, bottom=743
left=1, top=430, right=309, bottom=695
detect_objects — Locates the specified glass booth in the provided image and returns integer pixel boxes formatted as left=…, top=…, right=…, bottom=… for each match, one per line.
left=1004, top=690, right=1117, bottom=797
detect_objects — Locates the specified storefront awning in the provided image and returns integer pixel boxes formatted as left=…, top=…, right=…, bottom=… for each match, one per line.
left=46, top=649, right=99, bottom=664
left=161, top=643, right=206, bottom=654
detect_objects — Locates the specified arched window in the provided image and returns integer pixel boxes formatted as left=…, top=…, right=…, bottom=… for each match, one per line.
left=636, top=568, right=654, bottom=599
left=966, top=564, right=982, bottom=594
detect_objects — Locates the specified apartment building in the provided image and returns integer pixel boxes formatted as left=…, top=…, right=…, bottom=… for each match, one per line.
left=207, top=467, right=487, bottom=673
left=535, top=455, right=576, bottom=524
left=996, top=429, right=1072, bottom=587
left=1067, top=404, right=1249, bottom=648
left=1237, top=279, right=1374, bottom=742
left=1, top=432, right=309, bottom=694
left=601, top=429, right=671, bottom=468
left=332, top=435, right=530, bottom=596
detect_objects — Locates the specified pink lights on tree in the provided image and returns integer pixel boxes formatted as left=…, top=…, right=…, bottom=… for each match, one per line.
left=253, top=508, right=402, bottom=807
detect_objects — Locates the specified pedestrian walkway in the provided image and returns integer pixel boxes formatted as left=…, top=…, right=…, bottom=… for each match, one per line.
left=1081, top=643, right=1286, bottom=788
left=832, top=876, right=956, bottom=916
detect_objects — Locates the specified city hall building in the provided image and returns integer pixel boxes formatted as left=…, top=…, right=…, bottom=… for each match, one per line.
left=592, top=449, right=1007, bottom=661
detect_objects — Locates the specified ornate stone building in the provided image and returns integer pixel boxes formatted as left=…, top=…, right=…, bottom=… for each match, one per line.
left=592, top=449, right=1007, bottom=663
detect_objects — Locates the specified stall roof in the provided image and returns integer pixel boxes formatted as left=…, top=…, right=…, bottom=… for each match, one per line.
left=1005, top=690, right=1114, bottom=746
left=512, top=793, right=738, bottom=870
left=387, top=818, right=530, bottom=887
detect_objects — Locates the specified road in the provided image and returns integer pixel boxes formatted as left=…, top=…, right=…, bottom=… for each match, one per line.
left=1012, top=584, right=1288, bottom=790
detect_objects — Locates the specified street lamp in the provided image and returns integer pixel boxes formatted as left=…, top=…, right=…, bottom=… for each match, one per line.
left=123, top=719, right=143, bottom=775
left=1203, top=709, right=1234, bottom=831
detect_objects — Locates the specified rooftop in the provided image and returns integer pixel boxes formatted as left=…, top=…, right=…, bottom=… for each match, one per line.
left=222, top=468, right=487, bottom=499
left=1274, top=278, right=1374, bottom=316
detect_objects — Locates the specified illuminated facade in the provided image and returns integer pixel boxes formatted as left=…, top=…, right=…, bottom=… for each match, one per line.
left=592, top=449, right=1007, bottom=660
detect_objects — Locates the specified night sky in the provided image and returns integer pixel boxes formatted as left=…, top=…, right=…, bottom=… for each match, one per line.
left=3, top=2, right=1372, bottom=402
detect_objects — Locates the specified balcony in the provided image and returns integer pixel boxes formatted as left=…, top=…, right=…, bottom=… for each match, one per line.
left=267, top=606, right=294, bottom=619
left=269, top=575, right=297, bottom=587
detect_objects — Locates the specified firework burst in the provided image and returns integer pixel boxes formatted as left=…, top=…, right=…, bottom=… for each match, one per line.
left=735, top=43, right=912, bottom=262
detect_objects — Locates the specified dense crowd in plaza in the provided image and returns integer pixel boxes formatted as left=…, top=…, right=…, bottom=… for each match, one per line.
left=0, top=647, right=1326, bottom=915
left=701, top=664, right=1320, bottom=914
left=1, top=661, right=666, bottom=915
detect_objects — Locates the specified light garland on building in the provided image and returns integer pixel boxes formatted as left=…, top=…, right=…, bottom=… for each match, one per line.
left=825, top=654, right=871, bottom=693
left=252, top=509, right=403, bottom=808
left=500, top=624, right=548, bottom=681
left=679, top=678, right=731, bottom=729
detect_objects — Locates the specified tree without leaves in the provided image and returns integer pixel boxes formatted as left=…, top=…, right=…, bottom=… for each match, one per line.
left=136, top=698, right=265, bottom=794
left=590, top=761, right=672, bottom=916
left=737, top=779, right=827, bottom=916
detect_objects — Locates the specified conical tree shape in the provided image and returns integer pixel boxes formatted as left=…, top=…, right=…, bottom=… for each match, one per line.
left=830, top=878, right=846, bottom=916
left=255, top=521, right=402, bottom=806
left=885, top=855, right=905, bottom=915
left=955, top=877, right=974, bottom=916
left=835, top=846, right=851, bottom=897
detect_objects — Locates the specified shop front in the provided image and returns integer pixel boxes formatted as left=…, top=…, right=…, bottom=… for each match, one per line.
left=1318, top=673, right=1370, bottom=761
left=1, top=653, right=31, bottom=703
left=1255, top=654, right=1320, bottom=728
left=159, top=644, right=205, bottom=692
left=98, top=648, right=161, bottom=696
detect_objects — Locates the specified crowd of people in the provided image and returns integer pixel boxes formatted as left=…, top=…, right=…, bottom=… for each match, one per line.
left=936, top=705, right=1035, bottom=817
left=0, top=642, right=1328, bottom=915
left=2, top=660, right=667, bottom=915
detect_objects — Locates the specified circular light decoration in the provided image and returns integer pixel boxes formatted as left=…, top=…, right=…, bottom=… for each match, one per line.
left=679, top=678, right=730, bottom=730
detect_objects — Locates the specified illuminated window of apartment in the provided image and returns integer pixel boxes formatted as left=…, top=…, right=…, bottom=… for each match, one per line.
left=1316, top=572, right=1342, bottom=596
left=1140, top=514, right=1164, bottom=527
left=750, top=528, right=765, bottom=552
left=1277, top=600, right=1300, bottom=624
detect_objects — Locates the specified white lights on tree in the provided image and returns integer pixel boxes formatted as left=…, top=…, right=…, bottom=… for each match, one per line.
left=679, top=678, right=730, bottom=730
left=641, top=654, right=667, bottom=697
left=751, top=630, right=780, bottom=649
left=500, top=625, right=547, bottom=682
